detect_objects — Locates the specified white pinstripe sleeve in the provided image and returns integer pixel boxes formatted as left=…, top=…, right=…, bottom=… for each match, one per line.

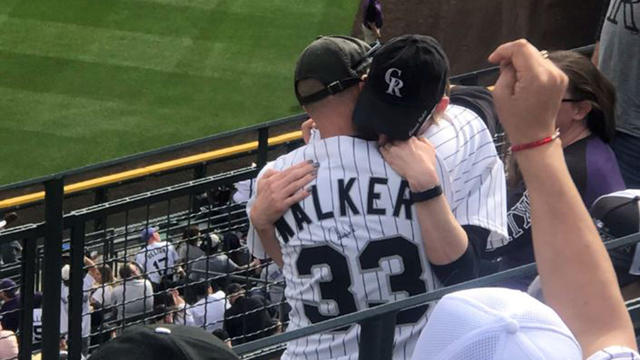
left=587, top=346, right=640, bottom=360
left=425, top=105, right=508, bottom=249
left=246, top=161, right=278, bottom=260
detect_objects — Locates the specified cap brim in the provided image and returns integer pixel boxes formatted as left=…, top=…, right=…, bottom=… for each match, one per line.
left=353, top=85, right=428, bottom=141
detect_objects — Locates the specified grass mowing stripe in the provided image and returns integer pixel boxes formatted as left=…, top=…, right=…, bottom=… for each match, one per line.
left=0, top=50, right=292, bottom=110
left=9, top=0, right=354, bottom=41
left=0, top=0, right=20, bottom=15
left=129, top=0, right=224, bottom=10
left=0, top=85, right=260, bottom=184
left=0, top=17, right=295, bottom=77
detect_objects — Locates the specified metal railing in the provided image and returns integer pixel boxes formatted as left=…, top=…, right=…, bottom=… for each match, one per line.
left=234, top=231, right=640, bottom=358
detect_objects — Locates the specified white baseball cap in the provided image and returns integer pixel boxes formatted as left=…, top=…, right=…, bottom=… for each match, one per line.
left=411, top=287, right=582, bottom=360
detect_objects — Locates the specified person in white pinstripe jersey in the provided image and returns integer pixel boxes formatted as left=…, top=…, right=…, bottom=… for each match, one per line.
left=246, top=35, right=507, bottom=360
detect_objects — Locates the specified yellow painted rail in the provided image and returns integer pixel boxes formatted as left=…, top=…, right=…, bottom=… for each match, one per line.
left=0, top=131, right=303, bottom=209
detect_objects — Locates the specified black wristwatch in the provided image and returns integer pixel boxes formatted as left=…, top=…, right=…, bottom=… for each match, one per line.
left=410, top=184, right=443, bottom=203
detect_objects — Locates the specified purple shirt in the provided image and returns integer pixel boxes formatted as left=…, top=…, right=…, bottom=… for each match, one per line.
left=362, top=0, right=383, bottom=29
left=584, top=136, right=626, bottom=205
left=566, top=135, right=625, bottom=207
left=0, top=296, right=19, bottom=332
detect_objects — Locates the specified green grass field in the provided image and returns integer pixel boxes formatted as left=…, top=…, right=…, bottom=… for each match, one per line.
left=0, top=0, right=358, bottom=186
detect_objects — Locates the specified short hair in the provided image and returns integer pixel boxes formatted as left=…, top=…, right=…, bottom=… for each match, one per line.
left=98, top=265, right=114, bottom=284
left=119, top=262, right=137, bottom=279
left=295, top=79, right=327, bottom=100
left=193, top=280, right=211, bottom=298
left=182, top=226, right=200, bottom=246
left=548, top=51, right=616, bottom=143
left=225, top=283, right=243, bottom=295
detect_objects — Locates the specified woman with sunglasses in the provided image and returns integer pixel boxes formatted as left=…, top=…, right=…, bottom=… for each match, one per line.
left=496, top=50, right=625, bottom=290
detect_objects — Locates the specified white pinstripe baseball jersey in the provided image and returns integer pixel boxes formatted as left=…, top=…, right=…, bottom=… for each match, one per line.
left=247, top=104, right=507, bottom=360
left=134, top=241, right=179, bottom=284
left=588, top=347, right=640, bottom=360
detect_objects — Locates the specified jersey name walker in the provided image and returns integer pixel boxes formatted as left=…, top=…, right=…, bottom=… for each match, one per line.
left=247, top=104, right=507, bottom=360
left=135, top=241, right=179, bottom=284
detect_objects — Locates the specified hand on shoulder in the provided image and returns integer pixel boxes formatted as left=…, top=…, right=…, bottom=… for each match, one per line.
left=250, top=160, right=317, bottom=230
left=379, top=137, right=440, bottom=192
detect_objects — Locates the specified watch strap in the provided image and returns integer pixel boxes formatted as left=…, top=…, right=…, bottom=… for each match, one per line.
left=410, top=184, right=443, bottom=203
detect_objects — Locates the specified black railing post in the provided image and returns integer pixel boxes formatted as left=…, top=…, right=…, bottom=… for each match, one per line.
left=42, top=177, right=64, bottom=360
left=191, top=164, right=207, bottom=213
left=357, top=310, right=398, bottom=360
left=93, top=188, right=108, bottom=231
left=18, top=236, right=37, bottom=360
left=257, top=127, right=269, bottom=169
left=68, top=220, right=86, bottom=360
left=193, top=163, right=207, bottom=180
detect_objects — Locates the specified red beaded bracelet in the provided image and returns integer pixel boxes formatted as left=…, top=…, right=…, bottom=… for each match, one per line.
left=509, top=129, right=560, bottom=153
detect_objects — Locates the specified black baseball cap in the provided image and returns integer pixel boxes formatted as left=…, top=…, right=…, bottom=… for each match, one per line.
left=90, top=324, right=239, bottom=360
left=590, top=190, right=640, bottom=287
left=353, top=34, right=449, bottom=141
left=591, top=190, right=640, bottom=238
left=294, top=36, right=372, bottom=105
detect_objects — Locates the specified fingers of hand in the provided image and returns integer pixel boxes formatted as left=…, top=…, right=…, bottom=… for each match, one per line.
left=282, top=172, right=316, bottom=200
left=260, top=168, right=279, bottom=180
left=285, top=187, right=313, bottom=207
left=280, top=160, right=317, bottom=185
left=488, top=39, right=541, bottom=68
left=493, top=63, right=517, bottom=101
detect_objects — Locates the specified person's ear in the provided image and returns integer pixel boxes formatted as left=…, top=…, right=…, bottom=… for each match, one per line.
left=573, top=100, right=592, bottom=121
left=435, top=96, right=449, bottom=114
left=358, top=74, right=368, bottom=90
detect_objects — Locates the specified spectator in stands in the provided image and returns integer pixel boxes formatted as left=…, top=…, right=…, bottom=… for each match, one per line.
left=0, top=278, right=19, bottom=333
left=220, top=231, right=253, bottom=268
left=223, top=283, right=277, bottom=345
left=411, top=38, right=639, bottom=360
left=32, top=293, right=43, bottom=348
left=189, top=232, right=259, bottom=284
left=134, top=227, right=182, bottom=291
left=259, top=260, right=284, bottom=306
left=176, top=226, right=206, bottom=273
left=0, top=322, right=18, bottom=360
left=0, top=212, right=20, bottom=265
left=171, top=281, right=226, bottom=332
left=30, top=337, right=87, bottom=360
left=90, top=264, right=116, bottom=346
left=91, top=264, right=115, bottom=311
left=150, top=304, right=174, bottom=325
left=60, top=256, right=99, bottom=356
left=232, top=165, right=256, bottom=204
left=589, top=190, right=640, bottom=299
left=112, top=262, right=154, bottom=320
left=596, top=0, right=640, bottom=188
left=361, top=0, right=383, bottom=44
left=496, top=49, right=625, bottom=290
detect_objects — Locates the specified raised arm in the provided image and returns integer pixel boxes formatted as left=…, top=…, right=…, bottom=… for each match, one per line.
left=83, top=256, right=101, bottom=282
left=489, top=39, right=636, bottom=356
